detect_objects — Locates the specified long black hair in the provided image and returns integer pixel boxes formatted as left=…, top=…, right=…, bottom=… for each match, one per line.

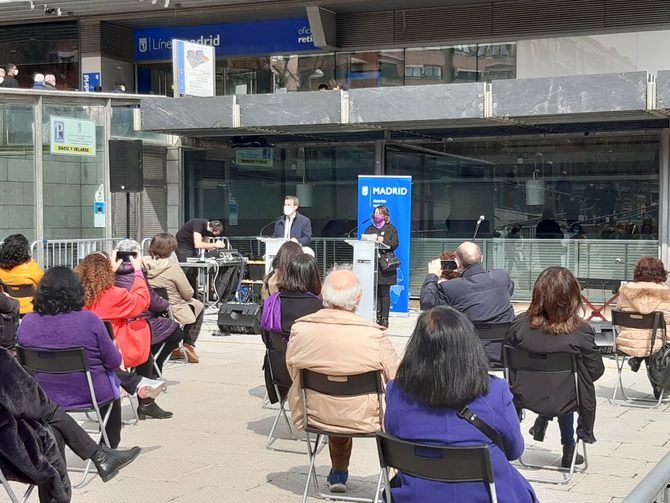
left=0, top=234, right=32, bottom=269
left=395, top=306, right=490, bottom=408
left=278, top=253, right=321, bottom=295
left=33, top=266, right=85, bottom=315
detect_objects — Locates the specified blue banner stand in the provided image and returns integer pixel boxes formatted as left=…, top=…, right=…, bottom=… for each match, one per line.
left=357, top=175, right=412, bottom=315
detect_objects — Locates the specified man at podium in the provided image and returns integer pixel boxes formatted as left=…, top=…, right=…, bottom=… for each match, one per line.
left=272, top=195, right=312, bottom=246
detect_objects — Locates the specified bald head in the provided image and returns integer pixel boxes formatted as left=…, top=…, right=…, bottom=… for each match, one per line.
left=322, top=265, right=362, bottom=312
left=456, top=241, right=482, bottom=268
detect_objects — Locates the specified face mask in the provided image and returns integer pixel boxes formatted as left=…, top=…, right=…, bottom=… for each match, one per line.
left=373, top=214, right=385, bottom=224
left=283, top=205, right=294, bottom=217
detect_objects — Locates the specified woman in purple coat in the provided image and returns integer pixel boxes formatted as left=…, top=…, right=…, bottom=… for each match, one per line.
left=18, top=267, right=124, bottom=448
left=384, top=306, right=537, bottom=503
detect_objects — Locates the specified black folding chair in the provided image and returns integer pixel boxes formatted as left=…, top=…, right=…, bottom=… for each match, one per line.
left=16, top=346, right=114, bottom=488
left=473, top=322, right=511, bottom=371
left=103, top=321, right=140, bottom=424
left=0, top=467, right=35, bottom=503
left=611, top=310, right=667, bottom=408
left=374, top=432, right=498, bottom=503
left=300, top=369, right=385, bottom=503
left=503, top=346, right=587, bottom=484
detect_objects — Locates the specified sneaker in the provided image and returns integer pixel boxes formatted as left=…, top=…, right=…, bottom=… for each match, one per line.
left=327, top=470, right=348, bottom=493
left=136, top=377, right=166, bottom=399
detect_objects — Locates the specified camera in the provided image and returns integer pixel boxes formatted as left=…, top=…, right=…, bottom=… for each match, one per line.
left=117, top=250, right=138, bottom=263
left=441, top=259, right=458, bottom=272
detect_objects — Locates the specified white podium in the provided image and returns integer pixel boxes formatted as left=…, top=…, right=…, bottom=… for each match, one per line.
left=346, top=239, right=388, bottom=322
left=257, top=237, right=288, bottom=276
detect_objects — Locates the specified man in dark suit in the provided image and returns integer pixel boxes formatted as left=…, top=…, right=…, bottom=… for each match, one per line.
left=1, top=64, right=20, bottom=88
left=272, top=195, right=312, bottom=246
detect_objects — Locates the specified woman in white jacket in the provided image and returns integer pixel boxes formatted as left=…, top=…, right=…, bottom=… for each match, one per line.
left=144, top=233, right=204, bottom=363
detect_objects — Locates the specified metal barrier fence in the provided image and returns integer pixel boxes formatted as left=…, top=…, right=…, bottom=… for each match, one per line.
left=623, top=451, right=670, bottom=503
left=31, top=236, right=658, bottom=302
left=30, top=238, right=127, bottom=270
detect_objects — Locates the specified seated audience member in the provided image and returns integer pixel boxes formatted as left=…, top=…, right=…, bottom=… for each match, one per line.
left=0, top=346, right=140, bottom=503
left=18, top=267, right=125, bottom=448
left=260, top=253, right=322, bottom=403
left=144, top=233, right=204, bottom=363
left=505, top=267, right=604, bottom=467
left=261, top=241, right=303, bottom=300
left=114, top=241, right=184, bottom=374
left=616, top=256, right=670, bottom=398
left=76, top=252, right=172, bottom=420
left=0, top=283, right=20, bottom=349
left=421, top=241, right=515, bottom=364
left=385, top=306, right=537, bottom=502
left=286, top=265, right=399, bottom=494
left=0, top=234, right=44, bottom=315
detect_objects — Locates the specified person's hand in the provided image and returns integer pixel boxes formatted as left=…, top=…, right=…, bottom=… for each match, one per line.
left=377, top=236, right=384, bottom=243
left=129, top=254, right=143, bottom=272
left=111, top=249, right=123, bottom=272
left=215, top=241, right=226, bottom=249
left=428, top=258, right=442, bottom=276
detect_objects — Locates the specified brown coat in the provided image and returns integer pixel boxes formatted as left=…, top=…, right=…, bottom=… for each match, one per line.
left=616, top=281, right=670, bottom=357
left=286, top=308, right=399, bottom=435
left=143, top=257, right=204, bottom=325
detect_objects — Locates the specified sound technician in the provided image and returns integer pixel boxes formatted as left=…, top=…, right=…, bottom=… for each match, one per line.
left=175, top=218, right=225, bottom=294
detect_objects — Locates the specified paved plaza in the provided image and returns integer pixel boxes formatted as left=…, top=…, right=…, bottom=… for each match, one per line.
left=3, top=311, right=669, bottom=503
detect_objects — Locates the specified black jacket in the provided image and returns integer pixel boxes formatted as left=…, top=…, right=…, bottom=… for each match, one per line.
left=0, top=347, right=71, bottom=502
left=504, top=313, right=605, bottom=443
left=1, top=76, right=19, bottom=88
left=272, top=213, right=312, bottom=246
left=262, top=291, right=322, bottom=403
left=420, top=264, right=515, bottom=323
left=364, top=223, right=399, bottom=286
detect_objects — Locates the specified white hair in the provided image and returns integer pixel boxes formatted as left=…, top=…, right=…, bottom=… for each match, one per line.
left=45, top=74, right=56, bottom=86
left=321, top=263, right=361, bottom=312
left=34, top=73, right=45, bottom=83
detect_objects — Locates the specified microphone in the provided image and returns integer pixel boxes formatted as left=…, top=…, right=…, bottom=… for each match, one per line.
left=473, top=215, right=485, bottom=240
left=259, top=216, right=282, bottom=237
left=347, top=217, right=371, bottom=238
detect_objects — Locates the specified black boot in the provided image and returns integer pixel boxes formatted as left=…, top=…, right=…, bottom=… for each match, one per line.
left=138, top=398, right=173, bottom=420
left=628, top=357, right=642, bottom=372
left=561, top=444, right=584, bottom=468
left=529, top=416, right=549, bottom=442
left=90, top=445, right=141, bottom=482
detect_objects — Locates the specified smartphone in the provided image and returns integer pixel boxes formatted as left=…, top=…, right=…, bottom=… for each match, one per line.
left=441, top=259, right=458, bottom=271
left=117, top=251, right=136, bottom=263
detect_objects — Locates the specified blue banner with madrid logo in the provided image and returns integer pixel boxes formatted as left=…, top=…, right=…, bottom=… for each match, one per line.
left=358, top=176, right=412, bottom=314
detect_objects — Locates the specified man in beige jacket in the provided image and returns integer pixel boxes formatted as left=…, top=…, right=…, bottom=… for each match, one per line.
left=286, top=265, right=399, bottom=494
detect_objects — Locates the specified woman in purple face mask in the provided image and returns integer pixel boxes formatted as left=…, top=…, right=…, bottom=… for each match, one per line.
left=363, top=205, right=399, bottom=328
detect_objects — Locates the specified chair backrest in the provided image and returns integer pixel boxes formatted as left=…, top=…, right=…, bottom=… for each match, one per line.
left=473, top=323, right=511, bottom=341
left=153, top=287, right=169, bottom=300
left=376, top=432, right=496, bottom=488
left=16, top=346, right=90, bottom=374
left=300, top=369, right=383, bottom=397
left=4, top=284, right=35, bottom=299
left=503, top=346, right=577, bottom=374
left=103, top=321, right=115, bottom=340
left=611, top=310, right=666, bottom=331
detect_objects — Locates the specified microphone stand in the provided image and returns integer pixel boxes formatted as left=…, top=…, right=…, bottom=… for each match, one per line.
left=259, top=217, right=281, bottom=237
left=473, top=218, right=484, bottom=240
left=347, top=217, right=371, bottom=239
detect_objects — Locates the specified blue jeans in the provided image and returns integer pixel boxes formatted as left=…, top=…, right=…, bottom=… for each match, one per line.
left=541, top=413, right=575, bottom=446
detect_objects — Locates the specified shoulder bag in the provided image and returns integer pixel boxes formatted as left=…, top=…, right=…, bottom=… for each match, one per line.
left=647, top=314, right=670, bottom=389
left=457, top=406, right=506, bottom=452
left=378, top=252, right=401, bottom=273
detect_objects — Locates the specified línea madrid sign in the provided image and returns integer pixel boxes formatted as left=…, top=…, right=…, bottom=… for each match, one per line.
left=134, top=18, right=317, bottom=61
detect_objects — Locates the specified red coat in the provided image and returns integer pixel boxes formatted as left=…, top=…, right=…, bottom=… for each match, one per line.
left=86, top=274, right=152, bottom=368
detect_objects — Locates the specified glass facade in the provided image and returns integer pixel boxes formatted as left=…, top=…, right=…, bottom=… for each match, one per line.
left=0, top=21, right=79, bottom=90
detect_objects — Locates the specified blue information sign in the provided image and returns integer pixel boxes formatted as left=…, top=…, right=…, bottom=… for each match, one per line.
left=358, top=176, right=412, bottom=314
left=135, top=18, right=317, bottom=62
left=81, top=72, right=100, bottom=92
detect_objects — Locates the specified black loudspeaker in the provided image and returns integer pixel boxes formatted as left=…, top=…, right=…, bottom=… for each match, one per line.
left=217, top=302, right=261, bottom=335
left=109, top=139, right=143, bottom=192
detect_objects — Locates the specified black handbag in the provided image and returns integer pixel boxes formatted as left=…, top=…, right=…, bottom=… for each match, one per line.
left=0, top=280, right=19, bottom=349
left=378, top=252, right=400, bottom=273
left=647, top=314, right=670, bottom=389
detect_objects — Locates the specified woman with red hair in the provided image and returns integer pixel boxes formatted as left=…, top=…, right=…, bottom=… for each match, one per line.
left=616, top=256, right=670, bottom=398
left=75, top=252, right=172, bottom=420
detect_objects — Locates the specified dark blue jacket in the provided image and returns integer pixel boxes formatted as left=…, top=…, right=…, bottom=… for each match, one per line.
left=420, top=264, right=515, bottom=323
left=272, top=213, right=312, bottom=246
left=385, top=377, right=537, bottom=503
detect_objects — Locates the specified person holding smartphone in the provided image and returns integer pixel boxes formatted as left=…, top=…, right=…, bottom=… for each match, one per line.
left=363, top=205, right=399, bottom=328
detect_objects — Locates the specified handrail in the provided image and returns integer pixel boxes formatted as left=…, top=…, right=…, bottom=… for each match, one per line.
left=622, top=451, right=670, bottom=503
